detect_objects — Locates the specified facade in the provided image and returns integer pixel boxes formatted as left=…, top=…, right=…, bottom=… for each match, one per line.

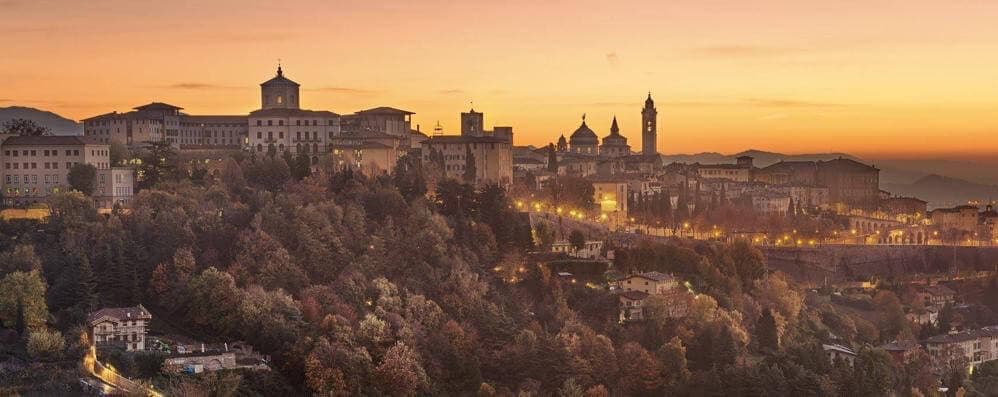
left=641, top=93, right=657, bottom=156
left=752, top=192, right=792, bottom=216
left=421, top=135, right=513, bottom=187
left=592, top=179, right=628, bottom=222
left=615, top=271, right=679, bottom=295
left=615, top=272, right=687, bottom=322
left=696, top=163, right=751, bottom=182
left=930, top=205, right=979, bottom=233
left=925, top=326, right=998, bottom=370
left=88, top=305, right=152, bottom=351
left=329, top=132, right=404, bottom=176
left=247, top=67, right=340, bottom=159
left=550, top=240, right=604, bottom=259
left=84, top=103, right=247, bottom=149
left=816, top=158, right=880, bottom=209
left=1, top=136, right=132, bottom=207
left=461, top=108, right=485, bottom=137
left=823, top=344, right=857, bottom=366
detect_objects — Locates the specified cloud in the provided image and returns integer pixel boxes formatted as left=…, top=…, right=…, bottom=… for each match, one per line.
left=606, top=52, right=620, bottom=68
left=741, top=98, right=850, bottom=108
left=686, top=45, right=804, bottom=59
left=306, top=86, right=381, bottom=95
left=164, top=82, right=243, bottom=90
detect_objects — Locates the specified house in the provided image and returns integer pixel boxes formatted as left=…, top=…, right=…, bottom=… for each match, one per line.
left=822, top=343, right=857, bottom=366
left=550, top=239, right=604, bottom=259
left=915, top=284, right=956, bottom=309
left=88, top=305, right=152, bottom=351
left=924, top=326, right=998, bottom=370
left=880, top=340, right=921, bottom=362
left=615, top=272, right=688, bottom=322
left=905, top=306, right=939, bottom=325
left=615, top=271, right=679, bottom=295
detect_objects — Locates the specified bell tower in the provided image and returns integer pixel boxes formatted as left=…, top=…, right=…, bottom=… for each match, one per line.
left=641, top=92, right=657, bottom=156
left=260, top=63, right=301, bottom=110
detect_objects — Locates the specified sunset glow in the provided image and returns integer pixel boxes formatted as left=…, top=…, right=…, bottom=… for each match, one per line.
left=3, top=0, right=998, bottom=158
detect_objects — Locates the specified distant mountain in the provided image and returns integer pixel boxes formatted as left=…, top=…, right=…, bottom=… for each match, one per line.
left=885, top=174, right=998, bottom=209
left=0, top=106, right=82, bottom=135
left=660, top=150, right=858, bottom=168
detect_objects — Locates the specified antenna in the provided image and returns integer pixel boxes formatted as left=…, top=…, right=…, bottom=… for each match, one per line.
left=433, top=121, right=443, bottom=136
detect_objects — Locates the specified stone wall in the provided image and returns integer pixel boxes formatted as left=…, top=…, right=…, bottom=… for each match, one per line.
left=761, top=245, right=998, bottom=285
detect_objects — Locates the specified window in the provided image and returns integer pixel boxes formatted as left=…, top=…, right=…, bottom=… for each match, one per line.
left=278, top=120, right=284, bottom=126
left=256, top=120, right=262, bottom=126
left=267, top=120, right=273, bottom=126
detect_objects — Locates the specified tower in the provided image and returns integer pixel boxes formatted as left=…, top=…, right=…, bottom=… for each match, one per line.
left=641, top=92, right=657, bottom=156
left=461, top=107, right=484, bottom=137
left=260, top=64, right=300, bottom=110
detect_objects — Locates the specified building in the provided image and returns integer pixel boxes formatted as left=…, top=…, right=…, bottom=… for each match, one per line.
left=421, top=135, right=513, bottom=187
left=815, top=158, right=880, bottom=209
left=696, top=163, right=751, bottom=182
left=88, top=305, right=152, bottom=351
left=592, top=179, right=628, bottom=225
left=1, top=135, right=133, bottom=207
left=568, top=116, right=599, bottom=156
left=247, top=66, right=340, bottom=160
left=924, top=326, right=998, bottom=370
left=461, top=108, right=485, bottom=137
left=914, top=284, right=956, bottom=309
left=930, top=205, right=979, bottom=233
left=343, top=107, right=415, bottom=144
left=550, top=239, right=604, bottom=259
left=880, top=196, right=928, bottom=224
left=822, top=344, right=857, bottom=366
left=615, top=271, right=687, bottom=321
left=641, top=93, right=657, bottom=156
left=615, top=271, right=679, bottom=295
left=599, top=117, right=631, bottom=158
left=329, top=133, right=403, bottom=176
left=755, top=161, right=818, bottom=186
left=84, top=103, right=247, bottom=149
left=752, top=192, right=792, bottom=216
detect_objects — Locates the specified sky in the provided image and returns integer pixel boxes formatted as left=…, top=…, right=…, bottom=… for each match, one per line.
left=2, top=0, right=998, bottom=160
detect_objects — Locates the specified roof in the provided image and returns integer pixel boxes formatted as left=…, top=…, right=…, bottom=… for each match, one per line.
left=249, top=108, right=339, bottom=117
left=569, top=121, right=598, bottom=143
left=424, top=135, right=509, bottom=144
left=697, top=163, right=749, bottom=170
left=759, top=160, right=818, bottom=173
left=623, top=271, right=675, bottom=282
left=818, top=157, right=879, bottom=172
left=183, top=115, right=249, bottom=124
left=88, top=305, right=152, bottom=325
left=880, top=340, right=920, bottom=352
left=134, top=102, right=183, bottom=111
left=2, top=135, right=103, bottom=146
left=919, top=284, right=956, bottom=297
left=355, top=106, right=415, bottom=115
left=822, top=343, right=856, bottom=356
left=924, top=326, right=998, bottom=344
left=514, top=157, right=544, bottom=164
left=261, top=66, right=299, bottom=86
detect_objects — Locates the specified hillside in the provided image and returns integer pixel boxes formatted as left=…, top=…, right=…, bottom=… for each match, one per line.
left=0, top=106, right=82, bottom=135
left=885, top=174, right=998, bottom=208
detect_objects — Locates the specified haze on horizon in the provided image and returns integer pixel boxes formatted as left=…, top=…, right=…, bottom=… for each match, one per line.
left=2, top=0, right=998, bottom=161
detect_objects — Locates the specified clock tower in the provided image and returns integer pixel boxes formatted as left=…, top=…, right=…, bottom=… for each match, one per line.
left=641, top=92, right=657, bottom=156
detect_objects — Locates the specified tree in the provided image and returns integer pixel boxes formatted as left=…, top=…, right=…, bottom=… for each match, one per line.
left=26, top=328, right=65, bottom=360
left=969, top=360, right=998, bottom=396
left=547, top=143, right=559, bottom=173
left=68, top=163, right=98, bottom=195
left=463, top=146, right=477, bottom=183
left=137, top=141, right=181, bottom=189
left=853, top=348, right=895, bottom=396
left=109, top=141, right=130, bottom=166
left=374, top=341, right=429, bottom=396
left=1, top=118, right=49, bottom=136
left=568, top=229, right=586, bottom=251
left=557, top=378, right=585, bottom=397
left=292, top=150, right=312, bottom=181
left=0, top=244, right=43, bottom=275
left=0, top=270, right=49, bottom=331
left=756, top=308, right=780, bottom=352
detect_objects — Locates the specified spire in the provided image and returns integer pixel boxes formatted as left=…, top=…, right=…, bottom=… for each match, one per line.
left=581, top=113, right=587, bottom=126
left=645, top=91, right=654, bottom=108
left=610, top=115, right=620, bottom=134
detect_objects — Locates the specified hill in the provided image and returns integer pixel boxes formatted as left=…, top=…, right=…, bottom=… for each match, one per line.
left=885, top=174, right=998, bottom=209
left=0, top=106, right=82, bottom=135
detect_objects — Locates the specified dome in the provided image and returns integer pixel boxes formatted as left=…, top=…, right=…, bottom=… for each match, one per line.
left=602, top=116, right=627, bottom=145
left=569, top=120, right=598, bottom=144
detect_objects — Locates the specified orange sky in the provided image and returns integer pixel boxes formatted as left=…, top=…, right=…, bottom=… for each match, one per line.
left=2, top=0, right=998, bottom=159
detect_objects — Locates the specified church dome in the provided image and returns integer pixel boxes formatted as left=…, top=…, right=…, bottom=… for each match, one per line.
left=602, top=116, right=627, bottom=145
left=569, top=120, right=598, bottom=145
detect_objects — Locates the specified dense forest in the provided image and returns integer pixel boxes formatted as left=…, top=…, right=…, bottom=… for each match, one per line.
left=2, top=148, right=998, bottom=396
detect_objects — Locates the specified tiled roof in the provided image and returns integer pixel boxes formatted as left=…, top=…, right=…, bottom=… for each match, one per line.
left=924, top=326, right=998, bottom=344
left=88, top=305, right=152, bottom=325
left=355, top=106, right=415, bottom=115
left=134, top=102, right=183, bottom=111
left=2, top=135, right=103, bottom=146
left=249, top=108, right=339, bottom=117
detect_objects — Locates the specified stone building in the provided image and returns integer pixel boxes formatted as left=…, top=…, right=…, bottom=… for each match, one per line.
left=1, top=135, right=133, bottom=207
left=568, top=117, right=599, bottom=156
left=84, top=103, right=248, bottom=149
left=925, top=326, right=998, bottom=370
left=88, top=305, right=152, bottom=351
left=421, top=135, right=513, bottom=188
left=929, top=205, right=979, bottom=233
left=247, top=66, right=340, bottom=161
left=641, top=93, right=657, bottom=156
